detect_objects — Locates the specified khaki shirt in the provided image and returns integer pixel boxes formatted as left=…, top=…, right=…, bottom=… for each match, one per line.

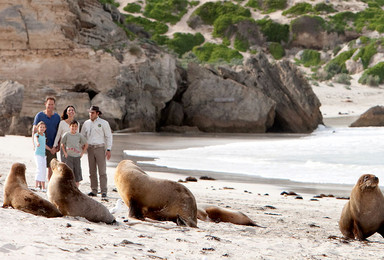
left=81, top=117, right=112, bottom=150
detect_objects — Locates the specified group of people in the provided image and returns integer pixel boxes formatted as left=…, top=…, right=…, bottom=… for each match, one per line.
left=32, top=97, right=113, bottom=198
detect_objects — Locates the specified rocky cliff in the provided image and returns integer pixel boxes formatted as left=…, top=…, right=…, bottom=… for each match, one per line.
left=0, top=0, right=323, bottom=135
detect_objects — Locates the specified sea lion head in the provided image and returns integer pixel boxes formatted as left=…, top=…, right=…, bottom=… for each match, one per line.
left=9, top=163, right=27, bottom=185
left=50, top=158, right=75, bottom=181
left=358, top=174, right=379, bottom=190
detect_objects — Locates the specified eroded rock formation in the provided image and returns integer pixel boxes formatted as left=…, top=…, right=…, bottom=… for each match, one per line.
left=0, top=0, right=323, bottom=135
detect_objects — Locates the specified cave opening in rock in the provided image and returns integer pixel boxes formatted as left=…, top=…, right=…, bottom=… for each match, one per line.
left=72, top=83, right=99, bottom=100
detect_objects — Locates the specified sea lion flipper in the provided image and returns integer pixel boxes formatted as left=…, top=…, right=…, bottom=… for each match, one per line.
left=353, top=220, right=366, bottom=240
left=128, top=200, right=145, bottom=220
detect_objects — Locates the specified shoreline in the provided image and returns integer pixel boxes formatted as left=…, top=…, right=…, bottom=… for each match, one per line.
left=2, top=129, right=384, bottom=258
left=109, top=124, right=358, bottom=197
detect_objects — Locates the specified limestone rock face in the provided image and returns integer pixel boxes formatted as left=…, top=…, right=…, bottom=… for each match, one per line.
left=0, top=1, right=177, bottom=135
left=218, top=53, right=323, bottom=133
left=0, top=81, right=24, bottom=117
left=346, top=58, right=364, bottom=74
left=183, top=63, right=276, bottom=133
left=0, top=80, right=24, bottom=135
left=350, top=106, right=384, bottom=127
left=0, top=1, right=323, bottom=135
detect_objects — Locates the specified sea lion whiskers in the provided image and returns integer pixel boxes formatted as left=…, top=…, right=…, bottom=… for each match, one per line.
left=359, top=174, right=379, bottom=190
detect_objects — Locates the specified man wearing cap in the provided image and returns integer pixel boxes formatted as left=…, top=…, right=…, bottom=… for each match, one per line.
left=81, top=106, right=113, bottom=198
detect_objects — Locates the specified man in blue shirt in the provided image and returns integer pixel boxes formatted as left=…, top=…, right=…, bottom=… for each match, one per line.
left=32, top=96, right=61, bottom=181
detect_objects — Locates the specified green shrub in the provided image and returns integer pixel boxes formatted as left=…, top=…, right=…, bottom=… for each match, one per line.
left=151, top=34, right=169, bottom=45
left=300, top=49, right=321, bottom=67
left=358, top=62, right=384, bottom=85
left=143, top=0, right=189, bottom=24
left=333, top=46, right=342, bottom=56
left=234, top=35, right=249, bottom=52
left=192, top=42, right=243, bottom=63
left=353, top=42, right=377, bottom=69
left=123, top=3, right=141, bottom=13
left=125, top=15, right=168, bottom=35
left=213, top=14, right=252, bottom=38
left=333, top=73, right=351, bottom=85
left=354, top=7, right=384, bottom=33
left=262, top=0, right=287, bottom=13
left=269, top=42, right=285, bottom=59
left=325, top=49, right=356, bottom=77
left=327, top=11, right=356, bottom=33
left=190, top=1, right=199, bottom=6
left=192, top=1, right=251, bottom=25
left=245, top=0, right=261, bottom=9
left=359, top=36, right=371, bottom=44
left=165, top=32, right=205, bottom=57
left=282, top=3, right=313, bottom=16
left=314, top=3, right=337, bottom=13
left=222, top=37, right=230, bottom=46
left=256, top=18, right=289, bottom=43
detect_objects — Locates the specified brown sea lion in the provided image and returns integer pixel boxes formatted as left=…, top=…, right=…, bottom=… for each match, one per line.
left=48, top=159, right=115, bottom=224
left=339, top=174, right=384, bottom=240
left=197, top=203, right=262, bottom=226
left=3, top=163, right=62, bottom=218
left=114, top=160, right=197, bottom=227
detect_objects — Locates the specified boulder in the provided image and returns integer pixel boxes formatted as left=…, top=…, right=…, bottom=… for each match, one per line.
left=350, top=106, right=384, bottom=127
left=346, top=58, right=364, bottom=74
left=0, top=81, right=24, bottom=134
left=219, top=53, right=323, bottom=133
left=183, top=63, right=276, bottom=133
left=290, top=16, right=359, bottom=50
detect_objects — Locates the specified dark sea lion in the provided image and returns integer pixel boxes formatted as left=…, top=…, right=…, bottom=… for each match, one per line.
left=197, top=203, right=261, bottom=226
left=3, top=163, right=62, bottom=218
left=48, top=159, right=115, bottom=224
left=114, top=160, right=197, bottom=227
left=339, top=174, right=384, bottom=240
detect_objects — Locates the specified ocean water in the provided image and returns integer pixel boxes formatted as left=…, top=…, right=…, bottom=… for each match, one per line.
left=123, top=126, right=384, bottom=185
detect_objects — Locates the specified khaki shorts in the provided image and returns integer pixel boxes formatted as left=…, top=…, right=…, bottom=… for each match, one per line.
left=46, top=149, right=57, bottom=168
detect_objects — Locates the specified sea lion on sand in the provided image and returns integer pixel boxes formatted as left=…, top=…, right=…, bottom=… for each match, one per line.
left=339, top=174, right=384, bottom=240
left=3, top=163, right=62, bottom=218
left=114, top=160, right=197, bottom=227
left=197, top=203, right=261, bottom=226
left=48, top=159, right=115, bottom=224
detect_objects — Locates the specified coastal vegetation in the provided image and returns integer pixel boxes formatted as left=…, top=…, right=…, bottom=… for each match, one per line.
left=112, top=0, right=384, bottom=86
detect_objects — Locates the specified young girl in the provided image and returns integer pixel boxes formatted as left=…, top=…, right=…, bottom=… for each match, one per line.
left=34, top=121, right=53, bottom=191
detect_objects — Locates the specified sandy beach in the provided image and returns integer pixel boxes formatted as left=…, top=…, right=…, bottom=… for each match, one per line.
left=1, top=125, right=384, bottom=259
left=1, top=69, right=383, bottom=259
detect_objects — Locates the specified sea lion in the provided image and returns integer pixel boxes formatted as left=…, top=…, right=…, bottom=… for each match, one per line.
left=3, top=163, right=62, bottom=218
left=339, top=174, right=384, bottom=240
left=197, top=203, right=261, bottom=226
left=114, top=160, right=197, bottom=227
left=48, top=159, right=115, bottom=224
